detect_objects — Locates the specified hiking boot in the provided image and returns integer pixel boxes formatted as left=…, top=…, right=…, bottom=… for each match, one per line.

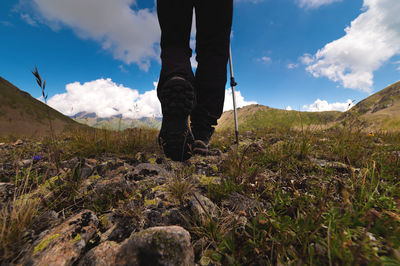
left=158, top=76, right=195, bottom=161
left=191, top=123, right=215, bottom=156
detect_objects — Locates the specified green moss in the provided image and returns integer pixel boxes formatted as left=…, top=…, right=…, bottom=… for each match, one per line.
left=43, top=175, right=61, bottom=189
left=200, top=256, right=212, bottom=266
left=111, top=241, right=119, bottom=247
left=199, top=175, right=217, bottom=186
left=151, top=185, right=165, bottom=193
left=34, top=233, right=59, bottom=253
left=73, top=233, right=82, bottom=242
left=89, top=174, right=102, bottom=182
left=211, top=165, right=218, bottom=173
left=144, top=198, right=157, bottom=206
left=99, top=215, right=109, bottom=228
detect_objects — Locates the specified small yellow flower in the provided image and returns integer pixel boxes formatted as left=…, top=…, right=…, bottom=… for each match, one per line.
left=369, top=132, right=375, bottom=137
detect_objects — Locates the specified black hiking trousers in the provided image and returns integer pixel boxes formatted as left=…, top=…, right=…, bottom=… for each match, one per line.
left=156, top=0, right=233, bottom=127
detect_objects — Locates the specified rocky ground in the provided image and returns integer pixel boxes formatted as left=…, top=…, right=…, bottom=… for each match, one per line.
left=0, top=127, right=399, bottom=265
left=0, top=138, right=236, bottom=265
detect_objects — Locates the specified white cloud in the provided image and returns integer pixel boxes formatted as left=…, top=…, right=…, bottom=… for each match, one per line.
left=190, top=56, right=198, bottom=69
left=287, top=63, right=299, bottom=69
left=118, top=65, right=128, bottom=73
left=257, top=56, right=272, bottom=64
left=26, top=0, right=160, bottom=71
left=301, top=0, right=400, bottom=92
left=223, top=89, right=257, bottom=112
left=47, top=78, right=256, bottom=118
left=394, top=60, right=400, bottom=71
left=190, top=12, right=198, bottom=69
left=20, top=13, right=38, bottom=26
left=47, top=78, right=162, bottom=119
left=302, top=99, right=354, bottom=112
left=296, top=0, right=342, bottom=9
left=0, top=21, right=13, bottom=27
left=286, top=106, right=293, bottom=111
left=235, top=0, right=264, bottom=3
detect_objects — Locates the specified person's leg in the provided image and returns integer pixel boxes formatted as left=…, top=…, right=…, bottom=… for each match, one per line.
left=157, top=0, right=195, bottom=93
left=156, top=0, right=196, bottom=161
left=192, top=0, right=233, bottom=142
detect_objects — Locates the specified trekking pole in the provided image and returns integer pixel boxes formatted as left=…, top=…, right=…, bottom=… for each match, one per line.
left=228, top=45, right=239, bottom=145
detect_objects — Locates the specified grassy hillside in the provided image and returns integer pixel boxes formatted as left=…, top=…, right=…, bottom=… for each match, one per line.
left=345, top=81, right=400, bottom=130
left=217, top=104, right=341, bottom=131
left=0, top=77, right=83, bottom=136
left=218, top=81, right=400, bottom=132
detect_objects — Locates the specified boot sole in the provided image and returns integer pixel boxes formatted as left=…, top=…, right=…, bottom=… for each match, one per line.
left=158, top=77, right=195, bottom=161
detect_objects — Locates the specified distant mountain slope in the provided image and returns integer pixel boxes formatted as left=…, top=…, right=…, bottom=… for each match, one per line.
left=71, top=111, right=161, bottom=130
left=346, top=81, right=400, bottom=130
left=0, top=77, right=83, bottom=136
left=216, top=104, right=341, bottom=131
left=218, top=81, right=400, bottom=132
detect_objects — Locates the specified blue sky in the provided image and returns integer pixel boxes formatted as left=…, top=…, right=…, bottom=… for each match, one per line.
left=1, top=0, right=399, bottom=118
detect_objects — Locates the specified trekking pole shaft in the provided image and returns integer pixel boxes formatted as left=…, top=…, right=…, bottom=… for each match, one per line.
left=228, top=45, right=239, bottom=145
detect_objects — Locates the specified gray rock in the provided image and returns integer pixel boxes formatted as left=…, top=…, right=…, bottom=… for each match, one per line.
left=61, top=157, right=80, bottom=170
left=0, top=182, right=15, bottom=209
left=310, top=157, right=359, bottom=173
left=79, top=163, right=94, bottom=179
left=13, top=139, right=24, bottom=146
left=18, top=159, right=33, bottom=168
left=127, top=163, right=170, bottom=184
left=78, top=241, right=120, bottom=266
left=84, top=175, right=132, bottom=213
left=248, top=140, right=266, bottom=153
left=79, top=226, right=194, bottom=266
left=190, top=193, right=217, bottom=223
left=223, top=192, right=260, bottom=217
left=23, top=210, right=99, bottom=266
left=92, top=175, right=132, bottom=198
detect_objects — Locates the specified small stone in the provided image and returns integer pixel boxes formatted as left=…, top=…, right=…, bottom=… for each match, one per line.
left=0, top=182, right=15, bottom=208
left=248, top=140, right=266, bottom=153
left=127, top=163, right=169, bottom=184
left=161, top=208, right=184, bottom=226
left=61, top=157, right=80, bottom=169
left=18, top=159, right=33, bottom=168
left=223, top=192, right=259, bottom=217
left=309, top=157, right=352, bottom=173
left=79, top=163, right=94, bottom=179
left=190, top=193, right=217, bottom=223
left=13, top=139, right=23, bottom=146
left=107, top=216, right=138, bottom=243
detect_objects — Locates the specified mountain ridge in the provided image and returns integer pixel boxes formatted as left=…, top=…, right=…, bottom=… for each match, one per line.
left=345, top=81, right=400, bottom=130
left=217, top=81, right=400, bottom=131
left=0, top=76, right=83, bottom=136
left=2, top=77, right=400, bottom=136
left=70, top=111, right=162, bottom=130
